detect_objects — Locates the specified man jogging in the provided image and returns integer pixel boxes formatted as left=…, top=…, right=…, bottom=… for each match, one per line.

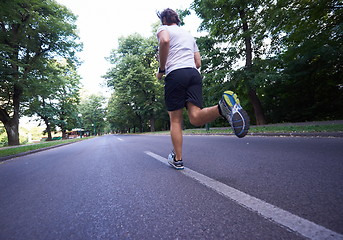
left=156, top=8, right=249, bottom=170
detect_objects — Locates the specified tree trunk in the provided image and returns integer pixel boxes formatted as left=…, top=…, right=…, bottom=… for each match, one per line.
left=150, top=116, right=155, bottom=132
left=0, top=84, right=22, bottom=146
left=248, top=88, right=267, bottom=125
left=239, top=9, right=267, bottom=125
left=62, top=130, right=67, bottom=139
left=43, top=118, right=52, bottom=141
left=4, top=120, right=20, bottom=146
left=1, top=113, right=20, bottom=146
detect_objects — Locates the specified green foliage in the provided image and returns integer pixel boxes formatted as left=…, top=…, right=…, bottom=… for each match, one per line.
left=262, top=0, right=343, bottom=122
left=193, top=0, right=343, bottom=124
left=53, top=63, right=81, bottom=134
left=0, top=0, right=81, bottom=87
left=0, top=124, right=7, bottom=146
left=192, top=0, right=271, bottom=124
left=104, top=33, right=166, bottom=133
left=0, top=0, right=82, bottom=145
left=196, top=36, right=238, bottom=104
left=78, top=94, right=107, bottom=136
left=192, top=0, right=266, bottom=45
left=23, top=61, right=81, bottom=139
left=176, top=9, right=191, bottom=26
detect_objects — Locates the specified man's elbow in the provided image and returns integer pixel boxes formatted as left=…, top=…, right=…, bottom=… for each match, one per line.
left=194, top=52, right=201, bottom=69
left=159, top=38, right=170, bottom=46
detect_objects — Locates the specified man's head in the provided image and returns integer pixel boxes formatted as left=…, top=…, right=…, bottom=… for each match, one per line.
left=157, top=8, right=180, bottom=26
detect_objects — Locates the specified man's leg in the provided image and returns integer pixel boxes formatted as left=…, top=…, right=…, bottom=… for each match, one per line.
left=187, top=102, right=221, bottom=127
left=168, top=109, right=183, bottom=161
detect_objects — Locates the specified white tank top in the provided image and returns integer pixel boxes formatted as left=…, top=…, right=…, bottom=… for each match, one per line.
left=157, top=25, right=199, bottom=75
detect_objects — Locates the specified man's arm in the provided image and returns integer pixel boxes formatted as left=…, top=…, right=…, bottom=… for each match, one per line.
left=156, top=30, right=170, bottom=80
left=194, top=51, right=201, bottom=69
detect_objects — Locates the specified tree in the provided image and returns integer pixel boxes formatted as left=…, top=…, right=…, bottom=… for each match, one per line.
left=193, top=0, right=342, bottom=123
left=195, top=35, right=240, bottom=127
left=107, top=93, right=136, bottom=133
left=53, top=63, right=81, bottom=139
left=23, top=60, right=81, bottom=140
left=0, top=0, right=81, bottom=145
left=192, top=0, right=269, bottom=124
left=79, top=94, right=107, bottom=136
left=20, top=60, right=60, bottom=141
left=263, top=0, right=343, bottom=121
left=104, top=33, right=165, bottom=132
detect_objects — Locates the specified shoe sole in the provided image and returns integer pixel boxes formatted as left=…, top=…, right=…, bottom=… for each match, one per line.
left=221, top=91, right=250, bottom=138
left=231, top=108, right=250, bottom=138
left=168, top=161, right=184, bottom=170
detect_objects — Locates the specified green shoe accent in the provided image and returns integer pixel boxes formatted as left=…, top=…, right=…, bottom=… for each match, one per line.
left=223, top=91, right=240, bottom=107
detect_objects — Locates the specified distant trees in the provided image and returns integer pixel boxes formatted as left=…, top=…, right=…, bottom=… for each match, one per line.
left=78, top=94, right=107, bottom=136
left=23, top=61, right=81, bottom=140
left=104, top=33, right=166, bottom=133
left=0, top=0, right=82, bottom=145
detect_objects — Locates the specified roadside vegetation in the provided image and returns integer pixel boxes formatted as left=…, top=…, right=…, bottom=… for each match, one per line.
left=183, top=124, right=343, bottom=135
left=0, top=137, right=91, bottom=158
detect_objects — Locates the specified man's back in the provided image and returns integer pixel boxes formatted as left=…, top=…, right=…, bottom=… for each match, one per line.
left=157, top=25, right=198, bottom=74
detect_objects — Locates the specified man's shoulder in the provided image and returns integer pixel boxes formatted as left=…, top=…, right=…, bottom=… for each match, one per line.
left=157, top=25, right=194, bottom=39
left=156, top=25, right=167, bottom=34
left=169, top=26, right=193, bottom=36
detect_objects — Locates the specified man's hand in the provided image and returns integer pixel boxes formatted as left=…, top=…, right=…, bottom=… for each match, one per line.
left=156, top=72, right=164, bottom=80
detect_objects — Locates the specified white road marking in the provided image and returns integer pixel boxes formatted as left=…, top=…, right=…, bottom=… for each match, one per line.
left=117, top=138, right=124, bottom=141
left=144, top=151, right=343, bottom=240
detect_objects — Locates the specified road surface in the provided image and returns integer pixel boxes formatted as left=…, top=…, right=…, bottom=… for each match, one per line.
left=0, top=135, right=342, bottom=239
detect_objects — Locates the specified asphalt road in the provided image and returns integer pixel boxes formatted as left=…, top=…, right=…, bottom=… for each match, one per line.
left=0, top=135, right=342, bottom=240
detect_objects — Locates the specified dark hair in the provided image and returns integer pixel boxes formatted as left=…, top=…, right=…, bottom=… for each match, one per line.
left=157, top=8, right=180, bottom=25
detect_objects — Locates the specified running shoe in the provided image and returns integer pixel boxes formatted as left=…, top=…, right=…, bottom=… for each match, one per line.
left=219, top=91, right=250, bottom=138
left=168, top=150, right=184, bottom=170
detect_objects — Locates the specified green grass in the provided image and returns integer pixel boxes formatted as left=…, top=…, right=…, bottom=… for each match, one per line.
left=0, top=138, right=90, bottom=158
left=249, top=124, right=343, bottom=133
left=167, top=124, right=343, bottom=135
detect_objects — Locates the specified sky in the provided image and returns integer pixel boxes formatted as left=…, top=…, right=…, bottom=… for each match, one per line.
left=55, top=0, right=203, bottom=96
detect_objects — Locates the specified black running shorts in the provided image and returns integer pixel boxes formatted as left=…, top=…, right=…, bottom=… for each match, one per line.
left=164, top=68, right=203, bottom=111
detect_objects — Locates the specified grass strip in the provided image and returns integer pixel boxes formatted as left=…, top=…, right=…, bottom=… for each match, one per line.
left=183, top=124, right=343, bottom=135
left=249, top=124, right=343, bottom=133
left=0, top=138, right=90, bottom=158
